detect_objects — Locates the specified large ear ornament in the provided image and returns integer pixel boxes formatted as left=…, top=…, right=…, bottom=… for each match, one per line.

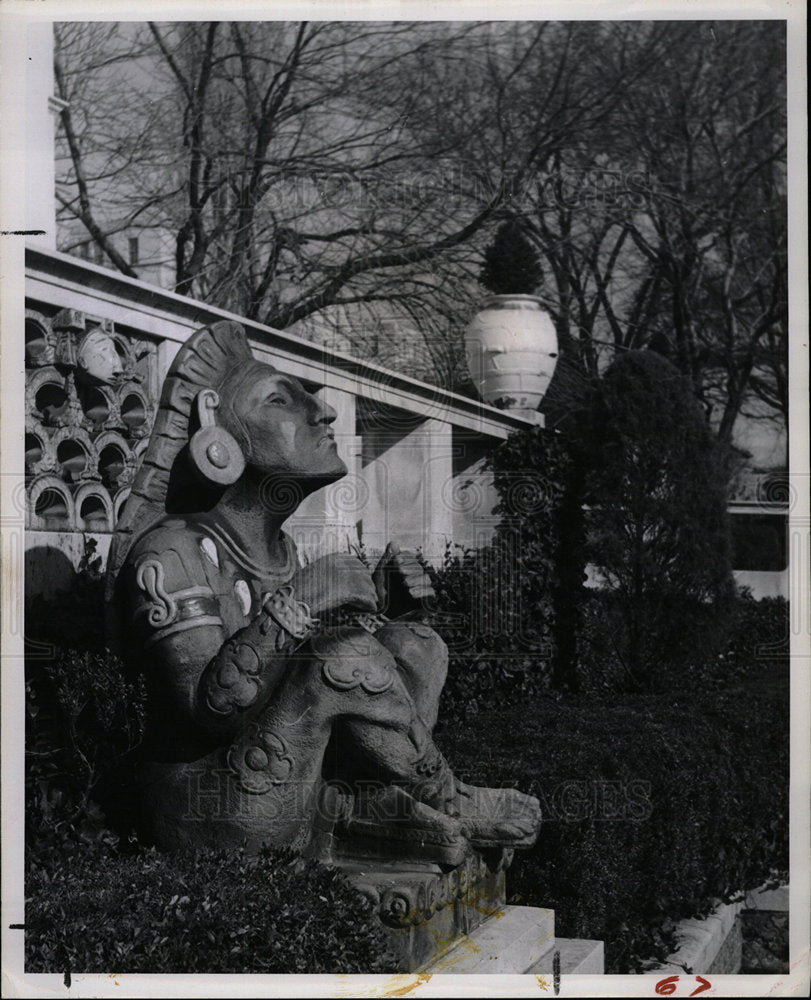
left=188, top=389, right=246, bottom=486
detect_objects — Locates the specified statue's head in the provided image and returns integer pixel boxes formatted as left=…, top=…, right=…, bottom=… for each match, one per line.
left=204, top=358, right=347, bottom=484
left=106, top=320, right=346, bottom=633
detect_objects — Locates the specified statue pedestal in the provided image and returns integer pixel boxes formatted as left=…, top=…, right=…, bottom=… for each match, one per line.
left=308, top=786, right=602, bottom=972
left=338, top=851, right=508, bottom=971
left=333, top=848, right=604, bottom=974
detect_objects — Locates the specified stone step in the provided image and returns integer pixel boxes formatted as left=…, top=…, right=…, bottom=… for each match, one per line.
left=530, top=937, right=605, bottom=975
left=421, top=904, right=555, bottom=974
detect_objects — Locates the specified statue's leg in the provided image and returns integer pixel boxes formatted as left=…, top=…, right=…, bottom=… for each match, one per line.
left=231, top=630, right=540, bottom=851
left=373, top=620, right=447, bottom=733
left=144, top=642, right=420, bottom=855
left=219, top=645, right=418, bottom=852
left=251, top=638, right=424, bottom=786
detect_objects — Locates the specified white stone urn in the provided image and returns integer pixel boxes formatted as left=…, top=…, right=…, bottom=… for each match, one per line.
left=464, top=294, right=558, bottom=415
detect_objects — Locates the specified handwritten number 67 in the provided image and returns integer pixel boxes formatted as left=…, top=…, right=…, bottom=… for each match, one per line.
left=655, top=976, right=711, bottom=996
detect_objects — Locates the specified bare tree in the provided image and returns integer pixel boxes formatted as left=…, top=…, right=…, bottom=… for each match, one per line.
left=474, top=21, right=787, bottom=441
left=54, top=22, right=166, bottom=274
left=53, top=22, right=649, bottom=377
left=55, top=23, right=509, bottom=330
left=54, top=18, right=786, bottom=438
left=611, top=20, right=787, bottom=443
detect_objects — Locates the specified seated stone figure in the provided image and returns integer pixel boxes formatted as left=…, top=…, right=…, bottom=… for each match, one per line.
left=106, top=321, right=540, bottom=863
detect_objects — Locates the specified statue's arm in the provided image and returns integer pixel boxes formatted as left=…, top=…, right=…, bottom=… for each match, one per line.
left=124, top=541, right=313, bottom=735
left=174, top=602, right=307, bottom=733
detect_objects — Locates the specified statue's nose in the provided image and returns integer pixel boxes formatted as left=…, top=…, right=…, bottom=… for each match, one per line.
left=309, top=395, right=337, bottom=426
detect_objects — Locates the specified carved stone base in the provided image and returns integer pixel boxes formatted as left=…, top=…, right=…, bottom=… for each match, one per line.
left=304, top=786, right=601, bottom=974
left=336, top=850, right=510, bottom=971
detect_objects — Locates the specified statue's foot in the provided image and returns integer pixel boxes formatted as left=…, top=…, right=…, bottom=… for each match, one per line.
left=349, top=784, right=463, bottom=840
left=449, top=781, right=542, bottom=849
left=404, top=747, right=542, bottom=850
left=334, top=785, right=470, bottom=866
left=327, top=780, right=539, bottom=864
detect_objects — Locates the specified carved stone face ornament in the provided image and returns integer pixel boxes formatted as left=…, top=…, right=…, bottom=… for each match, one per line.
left=76, top=329, right=123, bottom=386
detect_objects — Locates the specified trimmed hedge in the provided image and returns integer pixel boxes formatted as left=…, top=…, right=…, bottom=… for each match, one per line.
left=436, top=669, right=788, bottom=973
left=577, top=590, right=789, bottom=695
left=25, top=844, right=396, bottom=974
left=24, top=548, right=788, bottom=974
left=427, top=427, right=581, bottom=717
left=428, top=541, right=554, bottom=720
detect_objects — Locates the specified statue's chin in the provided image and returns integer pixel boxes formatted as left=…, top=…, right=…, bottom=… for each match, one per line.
left=312, top=461, right=348, bottom=486
left=255, top=461, right=348, bottom=499
left=245, top=454, right=347, bottom=482
left=309, top=453, right=349, bottom=482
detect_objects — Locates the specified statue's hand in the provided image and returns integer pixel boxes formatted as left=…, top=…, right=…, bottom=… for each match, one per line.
left=290, top=552, right=378, bottom=617
left=373, top=542, right=435, bottom=618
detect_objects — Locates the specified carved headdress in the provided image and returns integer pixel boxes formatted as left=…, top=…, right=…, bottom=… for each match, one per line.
left=105, top=320, right=260, bottom=608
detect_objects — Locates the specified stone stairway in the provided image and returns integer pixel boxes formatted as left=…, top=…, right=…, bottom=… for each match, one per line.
left=421, top=904, right=603, bottom=975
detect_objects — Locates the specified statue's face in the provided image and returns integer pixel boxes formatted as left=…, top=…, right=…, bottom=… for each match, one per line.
left=77, top=331, right=123, bottom=385
left=232, top=366, right=347, bottom=480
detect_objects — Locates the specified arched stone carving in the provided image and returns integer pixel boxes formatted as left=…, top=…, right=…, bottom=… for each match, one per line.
left=95, top=430, right=135, bottom=489
left=118, top=386, right=151, bottom=439
left=26, top=367, right=69, bottom=426
left=25, top=311, right=160, bottom=536
left=25, top=309, right=55, bottom=367
left=25, top=418, right=57, bottom=478
left=77, top=383, right=115, bottom=432
left=27, top=474, right=75, bottom=531
left=74, top=482, right=114, bottom=533
left=51, top=426, right=98, bottom=484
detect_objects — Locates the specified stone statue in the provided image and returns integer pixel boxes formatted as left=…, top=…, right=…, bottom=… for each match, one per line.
left=106, top=321, right=540, bottom=864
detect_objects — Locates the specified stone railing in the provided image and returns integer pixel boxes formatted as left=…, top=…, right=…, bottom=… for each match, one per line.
left=24, top=246, right=543, bottom=599
left=647, top=883, right=789, bottom=976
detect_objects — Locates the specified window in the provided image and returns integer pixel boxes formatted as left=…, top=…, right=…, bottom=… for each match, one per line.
left=129, top=237, right=139, bottom=266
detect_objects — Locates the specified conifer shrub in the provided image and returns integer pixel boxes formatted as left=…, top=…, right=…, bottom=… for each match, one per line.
left=582, top=350, right=736, bottom=688
left=479, top=218, right=543, bottom=295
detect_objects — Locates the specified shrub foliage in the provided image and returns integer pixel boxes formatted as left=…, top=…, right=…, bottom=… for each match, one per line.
left=582, top=350, right=736, bottom=688
left=26, top=646, right=146, bottom=854
left=429, top=426, right=580, bottom=717
left=436, top=651, right=788, bottom=972
left=25, top=844, right=395, bottom=974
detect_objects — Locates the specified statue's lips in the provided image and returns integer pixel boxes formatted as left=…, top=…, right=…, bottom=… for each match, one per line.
left=317, top=435, right=337, bottom=448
